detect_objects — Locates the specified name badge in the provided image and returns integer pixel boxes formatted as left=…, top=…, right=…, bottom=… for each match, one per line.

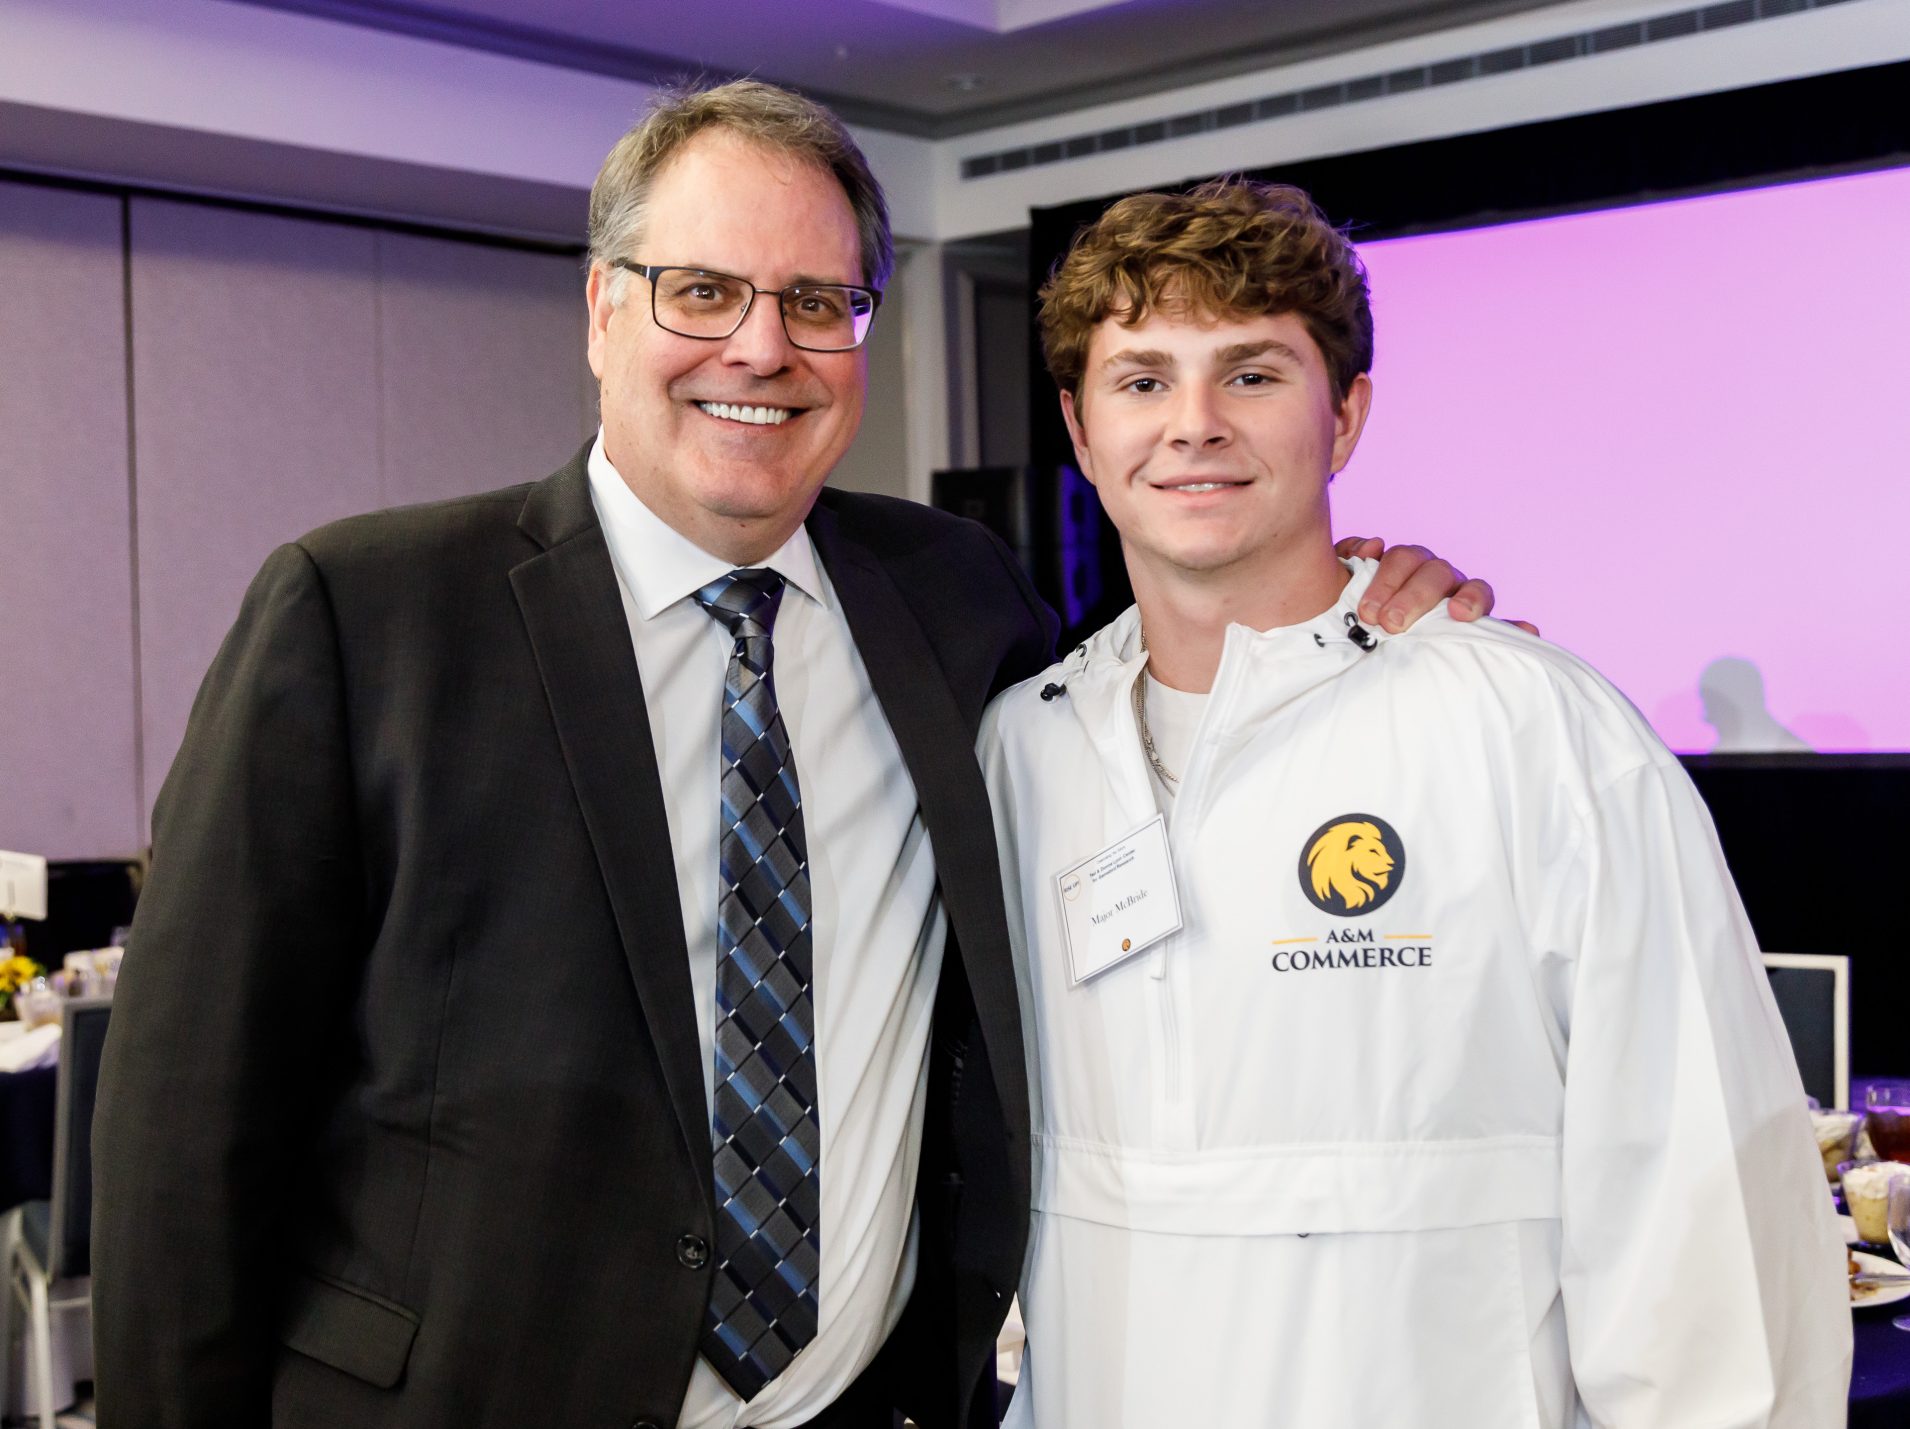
left=1053, top=814, right=1183, bottom=984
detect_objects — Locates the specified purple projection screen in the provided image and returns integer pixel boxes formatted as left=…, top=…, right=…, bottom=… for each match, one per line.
left=1335, top=163, right=1910, bottom=753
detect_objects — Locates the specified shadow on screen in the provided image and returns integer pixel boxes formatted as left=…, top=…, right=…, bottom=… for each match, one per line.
left=1699, top=657, right=1812, bottom=754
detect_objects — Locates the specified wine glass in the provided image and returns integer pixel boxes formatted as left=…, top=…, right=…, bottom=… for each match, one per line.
left=1890, top=1177, right=1910, bottom=1332
left=1866, top=1081, right=1910, bottom=1163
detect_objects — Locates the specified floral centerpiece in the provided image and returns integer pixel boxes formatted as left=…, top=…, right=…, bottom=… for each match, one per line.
left=0, top=953, right=47, bottom=1018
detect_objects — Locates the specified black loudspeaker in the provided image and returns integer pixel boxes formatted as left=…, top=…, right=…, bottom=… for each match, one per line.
left=932, top=464, right=1124, bottom=646
left=931, top=466, right=1026, bottom=549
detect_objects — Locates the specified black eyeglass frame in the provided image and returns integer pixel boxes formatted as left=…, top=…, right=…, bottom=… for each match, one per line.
left=610, top=260, right=883, bottom=352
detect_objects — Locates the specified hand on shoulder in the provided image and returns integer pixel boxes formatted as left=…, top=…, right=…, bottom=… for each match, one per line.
left=1334, top=535, right=1539, bottom=637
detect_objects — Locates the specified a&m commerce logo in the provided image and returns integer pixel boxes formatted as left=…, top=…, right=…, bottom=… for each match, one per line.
left=1298, top=814, right=1406, bottom=916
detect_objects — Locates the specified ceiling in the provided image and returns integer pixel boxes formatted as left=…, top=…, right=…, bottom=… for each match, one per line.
left=231, top=0, right=1566, bottom=136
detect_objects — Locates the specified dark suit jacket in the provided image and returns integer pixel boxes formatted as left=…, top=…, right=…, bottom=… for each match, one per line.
left=91, top=449, right=1058, bottom=1429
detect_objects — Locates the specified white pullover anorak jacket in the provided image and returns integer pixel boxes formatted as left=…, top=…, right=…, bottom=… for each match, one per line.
left=980, top=560, right=1849, bottom=1429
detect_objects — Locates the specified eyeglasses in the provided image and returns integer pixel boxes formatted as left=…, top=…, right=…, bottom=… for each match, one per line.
left=612, top=261, right=882, bottom=352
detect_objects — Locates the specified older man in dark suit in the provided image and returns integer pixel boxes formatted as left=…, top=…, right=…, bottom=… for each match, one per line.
left=91, top=81, right=1490, bottom=1429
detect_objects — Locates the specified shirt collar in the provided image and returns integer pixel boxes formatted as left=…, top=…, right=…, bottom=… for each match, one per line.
left=585, top=428, right=828, bottom=621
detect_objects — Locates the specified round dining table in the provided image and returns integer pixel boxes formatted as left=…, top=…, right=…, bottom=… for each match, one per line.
left=1851, top=1300, right=1910, bottom=1427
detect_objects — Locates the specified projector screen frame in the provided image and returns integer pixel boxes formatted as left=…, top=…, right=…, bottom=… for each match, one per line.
left=1023, top=58, right=1910, bottom=640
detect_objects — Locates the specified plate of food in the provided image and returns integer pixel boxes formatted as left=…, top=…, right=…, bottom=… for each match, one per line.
left=1849, top=1250, right=1910, bottom=1309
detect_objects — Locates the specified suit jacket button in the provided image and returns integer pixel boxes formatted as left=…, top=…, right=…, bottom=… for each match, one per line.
left=633, top=1420, right=662, bottom=1429
left=676, top=1233, right=710, bottom=1269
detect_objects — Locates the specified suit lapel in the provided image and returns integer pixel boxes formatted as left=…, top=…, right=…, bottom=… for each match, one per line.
left=510, top=457, right=712, bottom=1200
left=807, top=503, right=1030, bottom=1144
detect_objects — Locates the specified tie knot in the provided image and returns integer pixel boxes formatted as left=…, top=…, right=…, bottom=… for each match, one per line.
left=693, top=568, right=787, bottom=640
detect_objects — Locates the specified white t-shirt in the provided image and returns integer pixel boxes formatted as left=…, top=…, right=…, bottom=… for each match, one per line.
left=1135, top=671, right=1207, bottom=814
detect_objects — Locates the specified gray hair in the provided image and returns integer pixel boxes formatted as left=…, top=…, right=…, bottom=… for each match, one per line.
left=588, top=79, right=893, bottom=303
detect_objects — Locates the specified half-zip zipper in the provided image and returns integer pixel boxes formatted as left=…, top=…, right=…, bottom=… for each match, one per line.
left=1169, top=623, right=1243, bottom=832
left=1070, top=644, right=1189, bottom=1144
left=1150, top=957, right=1182, bottom=1118
left=1131, top=664, right=1188, bottom=1138
left=1144, top=630, right=1243, bottom=1146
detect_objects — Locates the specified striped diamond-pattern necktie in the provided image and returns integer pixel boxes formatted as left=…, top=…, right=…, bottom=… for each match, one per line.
left=691, top=569, right=821, bottom=1401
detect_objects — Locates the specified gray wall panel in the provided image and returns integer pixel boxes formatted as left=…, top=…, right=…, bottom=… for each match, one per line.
left=129, top=199, right=380, bottom=836
left=0, top=180, right=140, bottom=859
left=376, top=233, right=594, bottom=505
left=827, top=267, right=909, bottom=500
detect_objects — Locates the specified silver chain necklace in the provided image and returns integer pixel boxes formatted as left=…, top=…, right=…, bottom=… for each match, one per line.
left=1132, top=626, right=1180, bottom=786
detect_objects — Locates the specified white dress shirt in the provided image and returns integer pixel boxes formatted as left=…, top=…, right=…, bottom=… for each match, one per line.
left=586, top=434, right=945, bottom=1429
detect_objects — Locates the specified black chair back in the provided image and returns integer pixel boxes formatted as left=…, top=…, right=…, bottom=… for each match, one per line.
left=47, top=997, right=111, bottom=1280
left=1761, top=954, right=1848, bottom=1112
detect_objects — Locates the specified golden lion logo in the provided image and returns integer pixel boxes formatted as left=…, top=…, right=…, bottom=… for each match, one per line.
left=1299, top=814, right=1406, bottom=915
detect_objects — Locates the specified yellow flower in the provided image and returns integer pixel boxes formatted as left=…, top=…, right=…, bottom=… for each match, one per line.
left=0, top=954, right=44, bottom=995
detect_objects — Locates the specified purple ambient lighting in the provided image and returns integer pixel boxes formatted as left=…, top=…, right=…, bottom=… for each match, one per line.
left=1336, top=162, right=1910, bottom=753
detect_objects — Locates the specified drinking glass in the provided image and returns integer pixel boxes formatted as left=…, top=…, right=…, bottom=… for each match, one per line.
left=1816, top=1110, right=1863, bottom=1180
left=1866, top=1082, right=1910, bottom=1163
left=1888, top=1177, right=1910, bottom=1332
left=12, top=976, right=59, bottom=1030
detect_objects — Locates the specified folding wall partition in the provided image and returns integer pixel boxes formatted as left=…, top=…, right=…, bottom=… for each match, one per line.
left=1, top=179, right=596, bottom=859
left=0, top=179, right=141, bottom=860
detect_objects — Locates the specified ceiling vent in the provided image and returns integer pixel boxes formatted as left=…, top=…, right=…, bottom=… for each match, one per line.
left=960, top=0, right=1852, bottom=179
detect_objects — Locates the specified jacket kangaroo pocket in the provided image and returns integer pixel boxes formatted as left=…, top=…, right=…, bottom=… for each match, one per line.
left=278, top=1268, right=422, bottom=1389
left=1018, top=1161, right=1550, bottom=1428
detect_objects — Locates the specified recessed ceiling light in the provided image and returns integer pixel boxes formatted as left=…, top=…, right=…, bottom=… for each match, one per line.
left=945, top=72, right=987, bottom=92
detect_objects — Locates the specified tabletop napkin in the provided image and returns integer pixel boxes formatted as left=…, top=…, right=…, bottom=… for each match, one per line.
left=0, top=1023, right=61, bottom=1073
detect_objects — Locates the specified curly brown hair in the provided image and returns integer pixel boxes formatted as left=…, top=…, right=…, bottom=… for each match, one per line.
left=1039, top=177, right=1372, bottom=406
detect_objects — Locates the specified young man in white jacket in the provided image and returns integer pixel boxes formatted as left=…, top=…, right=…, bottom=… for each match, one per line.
left=980, top=179, right=1850, bottom=1428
